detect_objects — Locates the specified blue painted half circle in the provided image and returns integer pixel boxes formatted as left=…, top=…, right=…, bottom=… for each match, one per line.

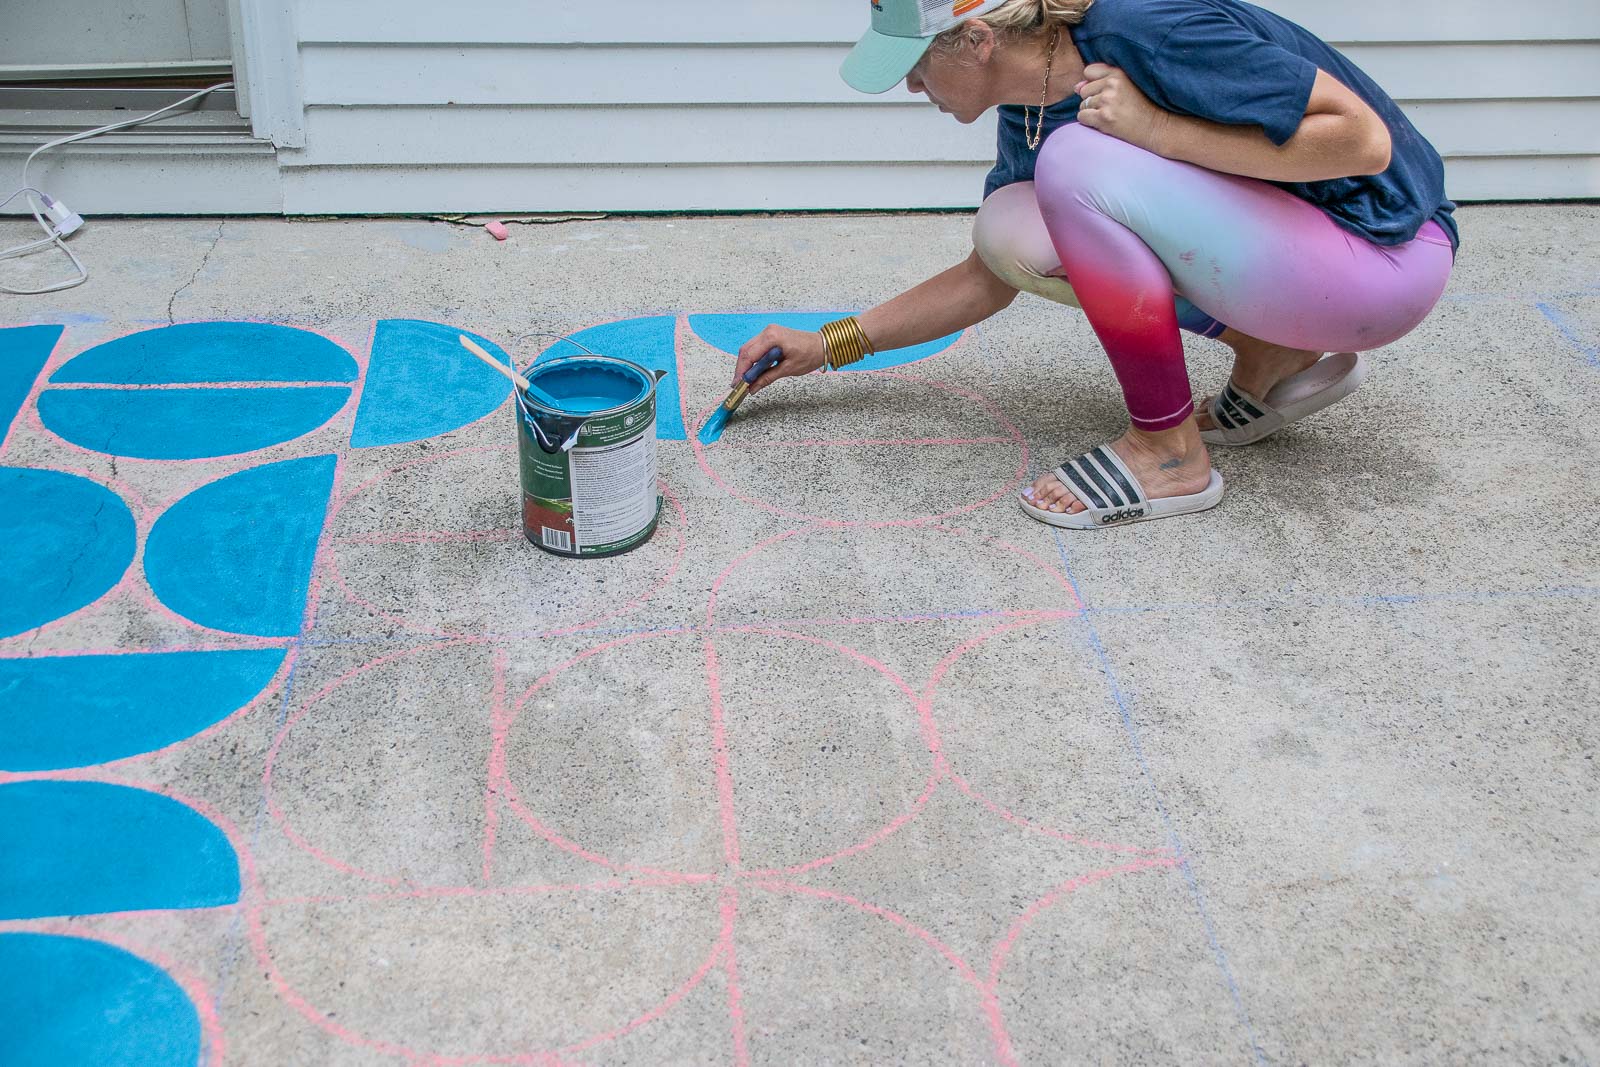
left=49, top=321, right=357, bottom=384
left=145, top=455, right=335, bottom=637
left=1, top=324, right=62, bottom=441
left=688, top=313, right=962, bottom=372
left=0, top=933, right=201, bottom=1067
left=38, top=387, right=351, bottom=460
left=0, top=649, right=287, bottom=772
left=0, top=781, right=240, bottom=920
left=352, top=320, right=515, bottom=448
left=535, top=316, right=683, bottom=440
left=0, top=467, right=136, bottom=639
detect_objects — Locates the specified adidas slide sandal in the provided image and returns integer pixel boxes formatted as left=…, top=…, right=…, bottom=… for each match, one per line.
left=1201, top=351, right=1368, bottom=447
left=1020, top=444, right=1225, bottom=530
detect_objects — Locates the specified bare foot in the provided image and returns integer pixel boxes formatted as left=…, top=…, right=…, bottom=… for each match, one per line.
left=1023, top=420, right=1211, bottom=516
left=1195, top=329, right=1322, bottom=432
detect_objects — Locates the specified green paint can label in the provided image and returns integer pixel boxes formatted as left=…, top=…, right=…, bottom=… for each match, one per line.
left=515, top=355, right=662, bottom=558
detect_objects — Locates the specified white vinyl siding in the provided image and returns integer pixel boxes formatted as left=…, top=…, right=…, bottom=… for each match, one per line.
left=3, top=0, right=1595, bottom=214
left=280, top=0, right=1600, bottom=213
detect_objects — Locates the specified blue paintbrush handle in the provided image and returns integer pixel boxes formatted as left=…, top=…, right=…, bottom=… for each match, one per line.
left=743, top=346, right=783, bottom=384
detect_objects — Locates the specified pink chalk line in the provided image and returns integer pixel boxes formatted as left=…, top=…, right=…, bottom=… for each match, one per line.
left=720, top=884, right=750, bottom=1067
left=260, top=875, right=707, bottom=910
left=736, top=771, right=942, bottom=881
left=335, top=529, right=521, bottom=546
left=725, top=435, right=1016, bottom=449
left=672, top=315, right=696, bottom=445
left=46, top=380, right=355, bottom=391
left=985, top=857, right=1181, bottom=985
left=18, top=383, right=359, bottom=471
left=248, top=878, right=726, bottom=1065
left=703, top=522, right=1082, bottom=631
left=749, top=608, right=1077, bottom=630
left=482, top=647, right=508, bottom=888
left=702, top=528, right=805, bottom=630
left=701, top=635, right=743, bottom=873
left=702, top=626, right=936, bottom=873
left=262, top=639, right=480, bottom=888
left=322, top=447, right=689, bottom=642
left=948, top=771, right=1176, bottom=859
left=499, top=629, right=714, bottom=882
left=688, top=369, right=1031, bottom=528
left=746, top=878, right=1018, bottom=1066
left=916, top=617, right=1171, bottom=856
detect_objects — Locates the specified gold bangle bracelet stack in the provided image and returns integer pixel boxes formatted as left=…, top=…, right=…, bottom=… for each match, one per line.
left=819, top=316, right=875, bottom=370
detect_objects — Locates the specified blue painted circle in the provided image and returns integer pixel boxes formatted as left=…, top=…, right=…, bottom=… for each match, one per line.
left=525, top=357, right=652, bottom=415
left=0, top=649, right=288, bottom=772
left=40, top=321, right=355, bottom=460
left=49, top=321, right=356, bottom=384
left=38, top=388, right=352, bottom=461
left=145, top=455, right=336, bottom=638
left=0, top=467, right=136, bottom=639
left=352, top=321, right=517, bottom=449
left=0, top=933, right=201, bottom=1067
left=0, top=780, right=240, bottom=920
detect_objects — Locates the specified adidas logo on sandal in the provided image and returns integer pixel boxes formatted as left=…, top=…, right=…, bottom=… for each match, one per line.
left=1099, top=508, right=1146, bottom=525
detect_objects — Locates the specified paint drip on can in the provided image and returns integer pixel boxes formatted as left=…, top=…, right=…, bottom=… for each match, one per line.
left=514, top=355, right=663, bottom=558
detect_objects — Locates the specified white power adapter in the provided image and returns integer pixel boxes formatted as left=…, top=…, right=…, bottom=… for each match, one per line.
left=3, top=80, right=230, bottom=294
left=40, top=193, right=84, bottom=237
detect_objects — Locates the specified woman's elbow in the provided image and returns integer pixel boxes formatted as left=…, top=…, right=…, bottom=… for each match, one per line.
left=1358, top=123, right=1393, bottom=176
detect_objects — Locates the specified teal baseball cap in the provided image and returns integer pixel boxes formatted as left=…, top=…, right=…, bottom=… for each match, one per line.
left=840, top=0, right=1015, bottom=94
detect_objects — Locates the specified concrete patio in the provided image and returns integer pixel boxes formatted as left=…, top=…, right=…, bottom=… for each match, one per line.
left=1, top=204, right=1597, bottom=1065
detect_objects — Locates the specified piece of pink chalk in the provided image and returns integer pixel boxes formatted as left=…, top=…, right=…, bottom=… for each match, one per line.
left=485, top=221, right=509, bottom=241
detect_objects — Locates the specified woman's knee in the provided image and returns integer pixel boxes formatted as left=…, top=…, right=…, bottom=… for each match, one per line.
left=1035, top=123, right=1147, bottom=201
left=973, top=182, right=1080, bottom=306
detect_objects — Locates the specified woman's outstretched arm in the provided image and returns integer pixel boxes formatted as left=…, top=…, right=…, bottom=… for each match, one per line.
left=731, top=249, right=1018, bottom=393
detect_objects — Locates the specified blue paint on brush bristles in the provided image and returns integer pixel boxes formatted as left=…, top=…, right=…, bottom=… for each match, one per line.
left=697, top=347, right=782, bottom=445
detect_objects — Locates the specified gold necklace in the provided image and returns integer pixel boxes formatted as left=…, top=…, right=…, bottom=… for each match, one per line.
left=1025, top=29, right=1061, bottom=151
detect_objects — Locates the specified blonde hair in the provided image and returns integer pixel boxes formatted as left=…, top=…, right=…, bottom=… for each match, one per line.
left=933, top=0, right=1093, bottom=53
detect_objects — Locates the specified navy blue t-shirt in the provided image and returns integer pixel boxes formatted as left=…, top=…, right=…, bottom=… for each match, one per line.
left=984, top=0, right=1458, bottom=249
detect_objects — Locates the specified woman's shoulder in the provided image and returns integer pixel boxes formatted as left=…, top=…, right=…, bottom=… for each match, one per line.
left=1079, top=0, right=1234, bottom=42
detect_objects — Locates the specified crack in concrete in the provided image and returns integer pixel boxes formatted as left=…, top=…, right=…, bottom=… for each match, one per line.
left=24, top=493, right=108, bottom=659
left=168, top=220, right=226, bottom=325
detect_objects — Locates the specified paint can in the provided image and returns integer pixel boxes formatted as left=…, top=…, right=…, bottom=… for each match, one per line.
left=514, top=354, right=663, bottom=558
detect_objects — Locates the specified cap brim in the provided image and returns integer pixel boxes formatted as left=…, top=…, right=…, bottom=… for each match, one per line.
left=840, top=29, right=934, bottom=94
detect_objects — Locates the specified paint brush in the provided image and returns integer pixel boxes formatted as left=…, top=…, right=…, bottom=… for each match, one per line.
left=698, top=347, right=783, bottom=445
left=458, top=334, right=565, bottom=409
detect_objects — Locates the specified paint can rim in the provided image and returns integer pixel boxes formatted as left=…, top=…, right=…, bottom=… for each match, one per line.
left=516, top=354, right=655, bottom=420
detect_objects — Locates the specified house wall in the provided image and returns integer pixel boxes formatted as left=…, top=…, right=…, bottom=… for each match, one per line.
left=280, top=0, right=1600, bottom=213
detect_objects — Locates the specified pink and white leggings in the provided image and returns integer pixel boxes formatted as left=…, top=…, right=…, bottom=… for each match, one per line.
left=973, top=124, right=1455, bottom=432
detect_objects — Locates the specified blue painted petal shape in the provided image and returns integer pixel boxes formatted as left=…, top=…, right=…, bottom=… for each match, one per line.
left=1, top=324, right=61, bottom=440
left=536, top=316, right=683, bottom=441
left=0, top=781, right=240, bottom=920
left=689, top=313, right=962, bottom=372
left=49, top=321, right=356, bottom=384
left=38, top=387, right=351, bottom=460
left=145, top=455, right=335, bottom=637
left=0, top=649, right=287, bottom=772
left=0, top=933, right=201, bottom=1067
left=0, top=467, right=136, bottom=639
left=352, top=320, right=515, bottom=448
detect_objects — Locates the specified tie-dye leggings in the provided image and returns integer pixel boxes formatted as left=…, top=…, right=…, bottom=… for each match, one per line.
left=973, top=124, right=1455, bottom=432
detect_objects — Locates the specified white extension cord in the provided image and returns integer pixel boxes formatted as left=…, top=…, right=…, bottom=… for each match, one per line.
left=1, top=81, right=234, bottom=295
